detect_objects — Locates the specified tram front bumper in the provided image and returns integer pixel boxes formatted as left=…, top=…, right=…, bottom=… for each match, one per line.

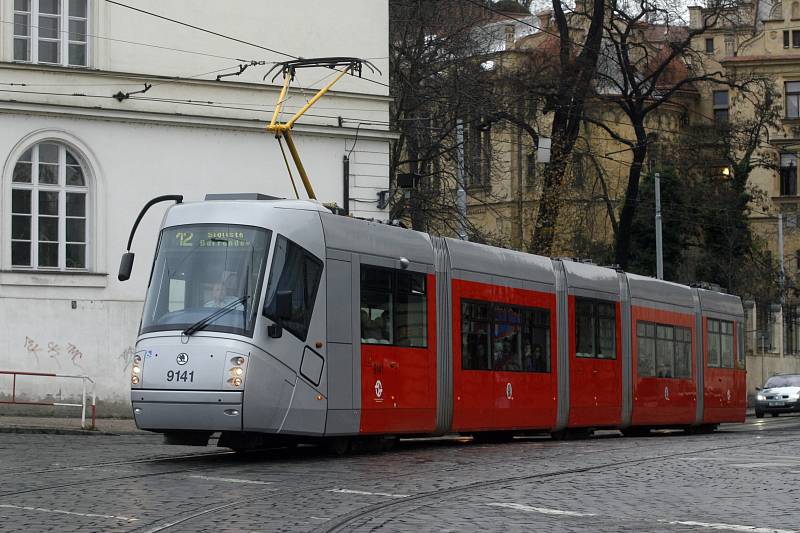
left=131, top=390, right=243, bottom=432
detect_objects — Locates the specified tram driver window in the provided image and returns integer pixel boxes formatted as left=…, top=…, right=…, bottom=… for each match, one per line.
left=360, top=265, right=427, bottom=347
left=575, top=298, right=617, bottom=359
left=263, top=235, right=323, bottom=342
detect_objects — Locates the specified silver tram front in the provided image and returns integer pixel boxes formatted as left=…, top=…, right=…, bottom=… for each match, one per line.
left=129, top=200, right=328, bottom=447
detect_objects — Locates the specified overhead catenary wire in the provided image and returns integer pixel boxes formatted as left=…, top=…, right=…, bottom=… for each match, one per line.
left=0, top=18, right=257, bottom=63
left=103, top=0, right=390, bottom=89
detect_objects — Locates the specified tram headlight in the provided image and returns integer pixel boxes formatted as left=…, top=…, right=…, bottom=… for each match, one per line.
left=756, top=394, right=766, bottom=401
left=225, top=353, right=247, bottom=389
left=131, top=355, right=143, bottom=386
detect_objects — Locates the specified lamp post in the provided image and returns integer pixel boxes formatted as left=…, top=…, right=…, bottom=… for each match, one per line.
left=655, top=172, right=663, bottom=280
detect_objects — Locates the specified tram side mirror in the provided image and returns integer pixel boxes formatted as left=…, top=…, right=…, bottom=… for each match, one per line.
left=755, top=386, right=762, bottom=391
left=118, top=252, right=135, bottom=281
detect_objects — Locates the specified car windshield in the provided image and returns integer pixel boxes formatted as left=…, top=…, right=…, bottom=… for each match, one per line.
left=141, top=224, right=271, bottom=336
left=764, top=375, right=800, bottom=388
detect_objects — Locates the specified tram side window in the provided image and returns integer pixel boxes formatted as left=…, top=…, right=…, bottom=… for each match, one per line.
left=360, top=266, right=427, bottom=347
left=706, top=318, right=732, bottom=368
left=461, top=300, right=551, bottom=372
left=707, top=319, right=720, bottom=367
left=656, top=325, right=675, bottom=378
left=707, top=319, right=734, bottom=368
left=675, top=327, right=692, bottom=378
left=493, top=305, right=521, bottom=371
left=576, top=298, right=617, bottom=359
left=361, top=267, right=393, bottom=344
left=636, top=322, right=692, bottom=379
left=396, top=271, right=427, bottom=347
left=721, top=320, right=734, bottom=368
left=522, top=308, right=551, bottom=372
left=737, top=321, right=746, bottom=369
left=263, top=235, right=323, bottom=342
left=462, top=301, right=491, bottom=370
left=637, top=322, right=656, bottom=376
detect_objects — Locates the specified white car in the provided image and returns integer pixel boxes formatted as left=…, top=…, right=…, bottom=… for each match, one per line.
left=755, top=374, right=800, bottom=418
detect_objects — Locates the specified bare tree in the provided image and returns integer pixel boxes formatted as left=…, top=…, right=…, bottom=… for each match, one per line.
left=585, top=0, right=746, bottom=269
left=529, top=0, right=607, bottom=255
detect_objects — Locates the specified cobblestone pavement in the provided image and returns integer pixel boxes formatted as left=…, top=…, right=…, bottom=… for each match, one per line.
left=0, top=415, right=798, bottom=532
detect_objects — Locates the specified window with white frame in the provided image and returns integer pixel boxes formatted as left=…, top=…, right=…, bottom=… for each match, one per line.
left=13, top=0, right=88, bottom=67
left=11, top=142, right=89, bottom=270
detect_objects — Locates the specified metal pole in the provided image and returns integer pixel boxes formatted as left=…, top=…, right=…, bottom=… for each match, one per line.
left=342, top=156, right=350, bottom=216
left=81, top=378, right=86, bottom=429
left=779, top=213, right=785, bottom=306
left=456, top=119, right=467, bottom=241
left=91, top=390, right=96, bottom=430
left=655, top=172, right=663, bottom=280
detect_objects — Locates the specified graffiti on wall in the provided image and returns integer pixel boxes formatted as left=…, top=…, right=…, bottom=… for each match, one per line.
left=22, top=337, right=85, bottom=371
left=118, top=346, right=135, bottom=373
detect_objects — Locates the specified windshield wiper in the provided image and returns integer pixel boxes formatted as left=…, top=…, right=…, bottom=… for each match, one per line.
left=183, top=295, right=250, bottom=337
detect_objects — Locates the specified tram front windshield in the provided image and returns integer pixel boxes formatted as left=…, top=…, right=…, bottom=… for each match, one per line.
left=141, top=224, right=271, bottom=336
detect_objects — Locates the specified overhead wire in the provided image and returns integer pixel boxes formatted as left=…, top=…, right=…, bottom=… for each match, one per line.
left=0, top=18, right=257, bottom=62
left=103, top=0, right=390, bottom=89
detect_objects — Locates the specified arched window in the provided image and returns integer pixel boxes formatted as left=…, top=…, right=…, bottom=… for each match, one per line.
left=11, top=142, right=89, bottom=269
left=793, top=1, right=800, bottom=19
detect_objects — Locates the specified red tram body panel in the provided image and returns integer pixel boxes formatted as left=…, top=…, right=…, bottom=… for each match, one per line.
left=359, top=273, right=438, bottom=435
left=630, top=306, right=696, bottom=426
left=451, top=278, right=558, bottom=432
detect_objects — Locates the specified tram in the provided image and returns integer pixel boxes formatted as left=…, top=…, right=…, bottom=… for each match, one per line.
left=120, top=194, right=745, bottom=450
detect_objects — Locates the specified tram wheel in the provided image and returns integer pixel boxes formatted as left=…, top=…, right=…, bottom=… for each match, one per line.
left=621, top=427, right=650, bottom=437
left=551, top=428, right=592, bottom=441
left=472, top=431, right=514, bottom=444
left=163, top=431, right=211, bottom=446
left=326, top=437, right=352, bottom=456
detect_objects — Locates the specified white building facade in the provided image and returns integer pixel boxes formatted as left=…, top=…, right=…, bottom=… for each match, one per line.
left=0, top=0, right=391, bottom=412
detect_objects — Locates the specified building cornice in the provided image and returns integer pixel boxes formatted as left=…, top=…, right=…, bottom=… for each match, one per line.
left=0, top=100, right=399, bottom=141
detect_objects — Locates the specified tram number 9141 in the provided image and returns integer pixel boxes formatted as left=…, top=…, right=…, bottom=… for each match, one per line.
left=166, top=370, right=195, bottom=383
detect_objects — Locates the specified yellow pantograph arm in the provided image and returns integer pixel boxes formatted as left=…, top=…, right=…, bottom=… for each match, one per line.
left=268, top=73, right=292, bottom=131
left=267, top=65, right=352, bottom=201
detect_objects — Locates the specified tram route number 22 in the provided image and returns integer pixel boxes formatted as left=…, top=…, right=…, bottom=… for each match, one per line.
left=166, top=370, right=195, bottom=383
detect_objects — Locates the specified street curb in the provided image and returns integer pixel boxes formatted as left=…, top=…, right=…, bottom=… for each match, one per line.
left=0, top=426, right=119, bottom=436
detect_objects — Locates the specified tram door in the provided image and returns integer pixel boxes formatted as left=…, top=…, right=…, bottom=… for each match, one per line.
left=569, top=297, right=622, bottom=427
left=703, top=316, right=737, bottom=421
left=359, top=264, right=437, bottom=434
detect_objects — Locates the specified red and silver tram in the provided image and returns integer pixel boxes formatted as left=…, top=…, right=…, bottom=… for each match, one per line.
left=120, top=195, right=745, bottom=449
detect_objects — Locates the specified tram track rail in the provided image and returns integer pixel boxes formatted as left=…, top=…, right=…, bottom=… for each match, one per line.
left=130, top=425, right=800, bottom=532
left=312, top=434, right=800, bottom=533
left=0, top=448, right=235, bottom=478
left=1, top=419, right=797, bottom=531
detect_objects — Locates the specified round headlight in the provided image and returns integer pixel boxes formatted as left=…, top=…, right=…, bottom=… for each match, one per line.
left=132, top=366, right=141, bottom=374
left=757, top=394, right=765, bottom=401
left=231, top=377, right=242, bottom=387
left=131, top=375, right=140, bottom=385
left=232, top=356, right=245, bottom=366
left=230, top=367, right=244, bottom=376
left=133, top=355, right=142, bottom=364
